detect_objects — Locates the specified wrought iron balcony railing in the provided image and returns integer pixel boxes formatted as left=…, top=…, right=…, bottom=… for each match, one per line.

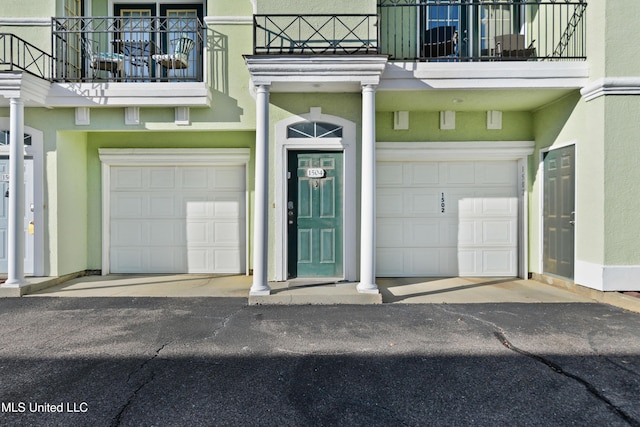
left=0, top=33, right=53, bottom=79
left=52, top=16, right=204, bottom=83
left=252, top=2, right=586, bottom=61
left=378, top=0, right=587, bottom=61
left=253, top=14, right=379, bottom=55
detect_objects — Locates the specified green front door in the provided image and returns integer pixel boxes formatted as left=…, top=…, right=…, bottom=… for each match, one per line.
left=287, top=151, right=343, bottom=278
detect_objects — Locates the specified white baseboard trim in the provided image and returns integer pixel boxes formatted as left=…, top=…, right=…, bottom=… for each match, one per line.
left=575, top=260, right=640, bottom=291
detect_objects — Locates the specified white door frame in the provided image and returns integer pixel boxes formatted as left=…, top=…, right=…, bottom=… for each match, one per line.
left=0, top=119, right=44, bottom=276
left=99, top=148, right=251, bottom=275
left=274, top=108, right=357, bottom=282
left=376, top=141, right=534, bottom=279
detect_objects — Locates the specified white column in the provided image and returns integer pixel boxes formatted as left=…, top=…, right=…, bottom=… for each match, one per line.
left=3, top=98, right=27, bottom=287
left=250, top=85, right=271, bottom=295
left=357, top=84, right=379, bottom=294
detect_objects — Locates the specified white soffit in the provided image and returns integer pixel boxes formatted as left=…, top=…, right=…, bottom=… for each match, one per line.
left=244, top=55, right=388, bottom=92
left=379, top=61, right=589, bottom=91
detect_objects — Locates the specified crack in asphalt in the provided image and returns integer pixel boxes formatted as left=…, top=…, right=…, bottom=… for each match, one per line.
left=211, top=306, right=247, bottom=339
left=494, top=331, right=640, bottom=427
left=435, top=306, right=639, bottom=427
left=111, top=342, right=170, bottom=427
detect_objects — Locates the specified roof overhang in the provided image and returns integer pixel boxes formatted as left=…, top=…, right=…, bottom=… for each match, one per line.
left=0, top=72, right=51, bottom=107
left=244, top=55, right=389, bottom=92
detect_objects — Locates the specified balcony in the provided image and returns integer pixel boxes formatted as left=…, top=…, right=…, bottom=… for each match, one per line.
left=52, top=16, right=204, bottom=83
left=379, top=0, right=586, bottom=62
left=252, top=1, right=586, bottom=62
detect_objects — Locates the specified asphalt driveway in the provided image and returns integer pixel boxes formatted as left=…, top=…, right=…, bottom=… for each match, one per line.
left=1, top=297, right=639, bottom=426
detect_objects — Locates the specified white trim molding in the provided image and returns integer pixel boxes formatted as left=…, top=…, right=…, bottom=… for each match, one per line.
left=377, top=141, right=535, bottom=161
left=274, top=109, right=358, bottom=282
left=575, top=260, right=640, bottom=291
left=205, top=16, right=253, bottom=25
left=581, top=77, right=640, bottom=102
left=0, top=18, right=51, bottom=26
left=99, top=148, right=251, bottom=276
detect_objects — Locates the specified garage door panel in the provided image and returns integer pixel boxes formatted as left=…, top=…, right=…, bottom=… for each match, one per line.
left=213, top=196, right=243, bottom=217
left=442, top=162, right=476, bottom=185
left=214, top=167, right=246, bottom=191
left=477, top=162, right=517, bottom=185
left=214, top=221, right=241, bottom=244
left=377, top=163, right=404, bottom=186
left=149, top=195, right=177, bottom=217
left=408, top=191, right=439, bottom=215
left=186, top=221, right=211, bottom=245
left=482, top=249, right=516, bottom=275
left=182, top=167, right=209, bottom=189
left=112, top=194, right=144, bottom=217
left=214, top=249, right=242, bottom=272
left=148, top=167, right=175, bottom=189
left=482, top=220, right=517, bottom=246
left=480, top=197, right=518, bottom=216
left=376, top=248, right=405, bottom=275
left=408, top=220, right=442, bottom=246
left=409, top=163, right=439, bottom=185
left=378, top=219, right=404, bottom=246
left=109, top=164, right=245, bottom=274
left=112, top=168, right=143, bottom=190
left=377, top=190, right=404, bottom=216
left=149, top=221, right=184, bottom=246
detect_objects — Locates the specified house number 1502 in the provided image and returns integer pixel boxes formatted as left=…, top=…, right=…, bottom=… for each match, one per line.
left=441, top=193, right=445, bottom=213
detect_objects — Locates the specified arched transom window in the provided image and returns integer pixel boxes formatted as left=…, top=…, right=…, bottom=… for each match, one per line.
left=287, top=121, right=343, bottom=139
left=0, top=131, right=32, bottom=146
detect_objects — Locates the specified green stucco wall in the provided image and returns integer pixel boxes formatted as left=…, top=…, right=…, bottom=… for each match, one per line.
left=256, top=0, right=375, bottom=15
left=603, top=96, right=640, bottom=264
left=55, top=131, right=88, bottom=276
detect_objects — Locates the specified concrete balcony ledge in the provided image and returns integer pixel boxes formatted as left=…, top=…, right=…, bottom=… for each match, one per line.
left=380, top=61, right=590, bottom=91
left=46, top=82, right=211, bottom=108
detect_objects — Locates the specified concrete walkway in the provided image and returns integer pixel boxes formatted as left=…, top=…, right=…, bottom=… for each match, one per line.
left=10, top=273, right=639, bottom=312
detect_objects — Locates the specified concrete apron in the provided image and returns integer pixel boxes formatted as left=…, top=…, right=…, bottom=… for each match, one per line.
left=12, top=274, right=622, bottom=307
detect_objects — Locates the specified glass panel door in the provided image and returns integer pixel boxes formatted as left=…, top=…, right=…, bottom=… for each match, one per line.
left=159, top=4, right=203, bottom=81
left=115, top=5, right=156, bottom=81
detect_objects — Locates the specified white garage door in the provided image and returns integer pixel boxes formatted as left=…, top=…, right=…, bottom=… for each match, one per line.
left=109, top=165, right=245, bottom=274
left=377, top=160, right=518, bottom=277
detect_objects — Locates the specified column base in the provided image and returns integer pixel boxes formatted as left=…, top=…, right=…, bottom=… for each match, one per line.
left=357, top=282, right=379, bottom=294
left=250, top=283, right=271, bottom=296
left=2, top=279, right=29, bottom=288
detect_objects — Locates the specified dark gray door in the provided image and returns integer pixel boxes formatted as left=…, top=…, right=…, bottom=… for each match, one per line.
left=543, top=145, right=575, bottom=279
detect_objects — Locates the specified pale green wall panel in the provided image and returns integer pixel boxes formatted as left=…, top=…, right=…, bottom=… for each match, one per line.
left=603, top=96, right=640, bottom=264
left=56, top=131, right=88, bottom=276
left=257, top=0, right=375, bottom=14
left=605, top=1, right=640, bottom=78
left=208, top=0, right=253, bottom=16
left=376, top=111, right=533, bottom=142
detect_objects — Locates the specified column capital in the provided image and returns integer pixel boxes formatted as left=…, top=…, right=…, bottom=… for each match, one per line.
left=361, top=84, right=377, bottom=92
left=255, top=84, right=271, bottom=94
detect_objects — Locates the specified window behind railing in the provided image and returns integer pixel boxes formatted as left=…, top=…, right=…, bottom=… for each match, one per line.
left=378, top=0, right=587, bottom=61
